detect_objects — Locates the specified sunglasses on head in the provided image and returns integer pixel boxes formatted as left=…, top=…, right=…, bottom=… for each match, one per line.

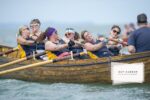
left=113, top=30, right=120, bottom=34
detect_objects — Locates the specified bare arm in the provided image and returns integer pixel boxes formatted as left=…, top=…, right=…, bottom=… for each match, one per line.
left=17, top=36, right=34, bottom=45
left=45, top=41, right=68, bottom=51
left=128, top=45, right=136, bottom=53
left=84, top=42, right=104, bottom=51
left=74, top=40, right=84, bottom=47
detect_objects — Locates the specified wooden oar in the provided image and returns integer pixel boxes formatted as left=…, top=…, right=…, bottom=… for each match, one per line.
left=0, top=47, right=19, bottom=56
left=0, top=52, right=87, bottom=76
left=0, top=51, right=46, bottom=69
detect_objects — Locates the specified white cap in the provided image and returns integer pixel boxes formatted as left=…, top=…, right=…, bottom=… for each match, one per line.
left=65, top=28, right=75, bottom=34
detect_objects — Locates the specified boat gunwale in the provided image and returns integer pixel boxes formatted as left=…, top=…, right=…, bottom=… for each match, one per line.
left=41, top=53, right=150, bottom=67
left=0, top=45, right=150, bottom=68
left=4, top=51, right=150, bottom=68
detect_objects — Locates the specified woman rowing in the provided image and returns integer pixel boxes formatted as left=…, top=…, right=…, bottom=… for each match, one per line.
left=63, top=28, right=83, bottom=54
left=29, top=19, right=47, bottom=59
left=107, top=25, right=123, bottom=56
left=30, top=19, right=45, bottom=51
left=17, top=25, right=36, bottom=58
left=81, top=30, right=112, bottom=58
left=45, top=27, right=75, bottom=59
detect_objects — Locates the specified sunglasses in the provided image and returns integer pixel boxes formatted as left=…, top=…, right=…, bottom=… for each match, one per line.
left=30, top=24, right=40, bottom=28
left=65, top=33, right=72, bottom=37
left=113, top=30, right=120, bottom=34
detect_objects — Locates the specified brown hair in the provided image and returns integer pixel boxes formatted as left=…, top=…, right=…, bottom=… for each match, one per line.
left=81, top=30, right=88, bottom=40
left=19, top=25, right=29, bottom=35
left=74, top=32, right=80, bottom=40
left=111, top=25, right=121, bottom=34
left=30, top=19, right=41, bottom=25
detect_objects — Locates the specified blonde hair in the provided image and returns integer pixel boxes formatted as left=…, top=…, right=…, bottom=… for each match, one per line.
left=19, top=25, right=29, bottom=35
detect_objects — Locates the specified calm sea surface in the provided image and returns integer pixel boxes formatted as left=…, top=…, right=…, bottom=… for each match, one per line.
left=0, top=23, right=149, bottom=100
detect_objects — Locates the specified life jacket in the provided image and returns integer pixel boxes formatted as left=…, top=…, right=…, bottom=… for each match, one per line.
left=17, top=44, right=26, bottom=58
left=91, top=40, right=112, bottom=57
left=46, top=39, right=69, bottom=59
left=18, top=38, right=36, bottom=58
left=46, top=51, right=57, bottom=60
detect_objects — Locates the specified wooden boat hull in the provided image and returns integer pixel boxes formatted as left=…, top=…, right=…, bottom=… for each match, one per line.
left=0, top=44, right=150, bottom=83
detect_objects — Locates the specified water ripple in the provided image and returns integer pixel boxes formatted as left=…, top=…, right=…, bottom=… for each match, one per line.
left=0, top=79, right=150, bottom=100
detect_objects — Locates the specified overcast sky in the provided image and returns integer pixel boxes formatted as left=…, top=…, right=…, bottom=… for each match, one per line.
left=0, top=0, right=150, bottom=24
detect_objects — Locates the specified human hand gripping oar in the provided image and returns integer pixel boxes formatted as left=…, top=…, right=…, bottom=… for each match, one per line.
left=0, top=51, right=46, bottom=69
left=0, top=51, right=87, bottom=76
left=107, top=38, right=128, bottom=46
left=0, top=47, right=19, bottom=56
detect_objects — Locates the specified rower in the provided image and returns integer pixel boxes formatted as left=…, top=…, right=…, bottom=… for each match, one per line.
left=63, top=28, right=83, bottom=54
left=107, top=25, right=123, bottom=56
left=30, top=19, right=46, bottom=59
left=81, top=30, right=112, bottom=59
left=17, top=25, right=36, bottom=58
left=30, top=19, right=45, bottom=50
left=45, top=27, right=75, bottom=59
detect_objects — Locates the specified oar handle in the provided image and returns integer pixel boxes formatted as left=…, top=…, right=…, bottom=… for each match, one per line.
left=0, top=47, right=19, bottom=56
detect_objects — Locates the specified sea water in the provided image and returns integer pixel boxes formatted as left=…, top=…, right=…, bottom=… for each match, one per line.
left=0, top=79, right=150, bottom=100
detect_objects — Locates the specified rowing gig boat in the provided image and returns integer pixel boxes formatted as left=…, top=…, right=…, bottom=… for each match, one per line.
left=0, top=44, right=150, bottom=83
